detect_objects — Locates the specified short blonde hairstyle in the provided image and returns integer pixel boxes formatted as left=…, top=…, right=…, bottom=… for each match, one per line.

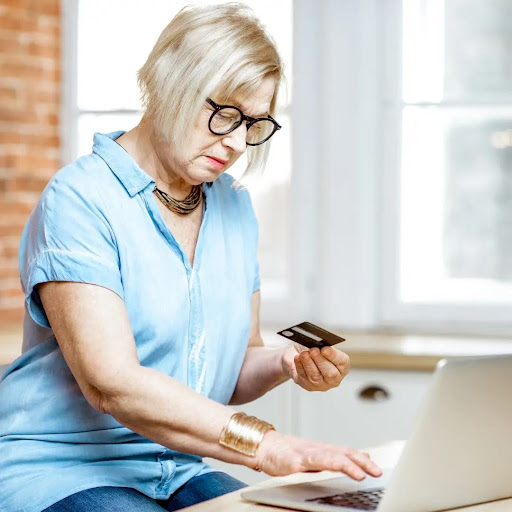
left=138, top=3, right=284, bottom=175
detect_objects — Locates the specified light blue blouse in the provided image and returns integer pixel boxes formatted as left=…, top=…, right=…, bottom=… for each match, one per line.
left=0, top=132, right=260, bottom=512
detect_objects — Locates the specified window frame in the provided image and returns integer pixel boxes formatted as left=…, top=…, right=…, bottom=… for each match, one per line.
left=378, top=0, right=512, bottom=336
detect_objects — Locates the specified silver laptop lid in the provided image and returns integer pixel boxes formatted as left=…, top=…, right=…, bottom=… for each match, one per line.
left=242, top=355, right=512, bottom=512
left=379, top=354, right=512, bottom=512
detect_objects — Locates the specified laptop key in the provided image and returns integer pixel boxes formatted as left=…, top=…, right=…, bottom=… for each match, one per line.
left=305, top=488, right=385, bottom=510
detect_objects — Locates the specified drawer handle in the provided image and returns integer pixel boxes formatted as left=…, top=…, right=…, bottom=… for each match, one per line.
left=358, top=385, right=390, bottom=402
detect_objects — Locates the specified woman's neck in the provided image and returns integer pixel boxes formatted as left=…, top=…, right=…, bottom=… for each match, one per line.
left=115, top=122, right=194, bottom=200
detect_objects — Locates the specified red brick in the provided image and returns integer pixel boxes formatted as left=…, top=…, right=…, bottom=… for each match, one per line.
left=1, top=0, right=60, bottom=17
left=0, top=223, right=25, bottom=237
left=0, top=35, right=58, bottom=60
left=36, top=0, right=60, bottom=17
left=0, top=147, right=59, bottom=173
left=1, top=29, right=57, bottom=49
left=0, top=33, right=22, bottom=54
left=0, top=297, right=24, bottom=311
left=6, top=174, right=49, bottom=192
left=1, top=59, right=58, bottom=82
left=0, top=0, right=60, bottom=327
left=2, top=245, right=20, bottom=258
left=0, top=266, right=20, bottom=279
left=0, top=212, right=30, bottom=225
left=26, top=41, right=59, bottom=59
left=0, top=306, right=24, bottom=324
left=0, top=15, right=39, bottom=33
left=0, top=239, right=21, bottom=258
left=1, top=82, right=60, bottom=107
left=0, top=198, right=34, bottom=216
left=0, top=288, right=24, bottom=300
left=0, top=130, right=59, bottom=147
left=0, top=107, right=35, bottom=124
left=0, top=153, right=16, bottom=169
left=0, top=120, right=59, bottom=137
left=0, top=107, right=59, bottom=127
left=1, top=54, right=59, bottom=73
left=4, top=190, right=43, bottom=204
left=13, top=153, right=59, bottom=172
left=0, top=85, right=20, bottom=102
left=0, top=272, right=21, bottom=287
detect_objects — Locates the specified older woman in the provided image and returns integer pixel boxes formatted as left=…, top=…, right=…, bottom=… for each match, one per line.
left=0, top=4, right=381, bottom=512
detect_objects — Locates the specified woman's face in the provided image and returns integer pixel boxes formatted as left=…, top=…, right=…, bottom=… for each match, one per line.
left=152, top=76, right=276, bottom=186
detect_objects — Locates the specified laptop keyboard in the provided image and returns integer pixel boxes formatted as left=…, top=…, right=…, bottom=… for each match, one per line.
left=305, top=488, right=384, bottom=510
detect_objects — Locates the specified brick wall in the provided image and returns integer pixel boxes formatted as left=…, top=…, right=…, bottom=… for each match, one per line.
left=0, top=0, right=60, bottom=326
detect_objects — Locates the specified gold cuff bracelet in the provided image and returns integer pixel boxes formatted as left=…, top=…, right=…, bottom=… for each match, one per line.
left=219, top=412, right=275, bottom=457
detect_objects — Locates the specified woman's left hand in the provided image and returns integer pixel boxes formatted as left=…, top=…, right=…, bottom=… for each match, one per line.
left=281, top=343, right=350, bottom=392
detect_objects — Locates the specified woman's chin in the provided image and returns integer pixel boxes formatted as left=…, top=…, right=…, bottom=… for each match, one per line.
left=189, top=166, right=225, bottom=184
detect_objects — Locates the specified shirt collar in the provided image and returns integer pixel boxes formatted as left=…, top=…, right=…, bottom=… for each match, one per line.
left=92, top=131, right=155, bottom=197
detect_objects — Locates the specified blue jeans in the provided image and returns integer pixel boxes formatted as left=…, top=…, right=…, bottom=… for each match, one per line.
left=42, top=471, right=248, bottom=512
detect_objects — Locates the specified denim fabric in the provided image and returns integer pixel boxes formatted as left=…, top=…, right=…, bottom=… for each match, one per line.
left=159, top=471, right=248, bottom=511
left=42, top=472, right=248, bottom=512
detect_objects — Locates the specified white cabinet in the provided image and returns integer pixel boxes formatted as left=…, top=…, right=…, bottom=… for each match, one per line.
left=206, top=369, right=433, bottom=484
left=293, top=369, right=433, bottom=449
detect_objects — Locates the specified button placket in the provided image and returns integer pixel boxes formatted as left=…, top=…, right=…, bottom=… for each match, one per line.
left=186, top=269, right=207, bottom=395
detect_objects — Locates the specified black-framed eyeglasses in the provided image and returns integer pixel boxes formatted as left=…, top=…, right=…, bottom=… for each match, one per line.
left=206, top=98, right=281, bottom=146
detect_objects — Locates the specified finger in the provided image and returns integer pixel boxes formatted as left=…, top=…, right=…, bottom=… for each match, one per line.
left=309, top=349, right=343, bottom=385
left=320, top=346, right=349, bottom=367
left=294, top=355, right=308, bottom=382
left=293, top=342, right=308, bottom=354
left=307, top=451, right=367, bottom=481
left=299, top=350, right=323, bottom=384
left=284, top=355, right=299, bottom=381
left=321, top=347, right=350, bottom=374
left=346, top=450, right=382, bottom=477
left=332, top=459, right=367, bottom=481
left=283, top=345, right=299, bottom=370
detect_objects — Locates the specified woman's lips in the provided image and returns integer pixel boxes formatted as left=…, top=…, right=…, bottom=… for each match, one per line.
left=205, top=156, right=227, bottom=169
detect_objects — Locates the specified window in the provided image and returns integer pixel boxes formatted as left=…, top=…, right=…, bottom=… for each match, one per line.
left=63, top=0, right=292, bottom=321
left=380, top=0, right=512, bottom=333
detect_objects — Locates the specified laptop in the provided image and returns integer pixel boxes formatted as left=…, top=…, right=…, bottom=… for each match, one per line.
left=242, top=354, right=512, bottom=512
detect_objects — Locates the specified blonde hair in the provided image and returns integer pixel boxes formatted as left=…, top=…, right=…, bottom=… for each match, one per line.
left=138, top=3, right=284, bottom=175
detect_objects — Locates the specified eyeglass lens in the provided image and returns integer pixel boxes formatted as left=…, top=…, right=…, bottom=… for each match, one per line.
left=210, top=107, right=276, bottom=144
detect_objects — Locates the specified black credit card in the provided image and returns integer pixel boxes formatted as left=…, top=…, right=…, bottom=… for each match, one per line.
left=277, top=322, right=345, bottom=349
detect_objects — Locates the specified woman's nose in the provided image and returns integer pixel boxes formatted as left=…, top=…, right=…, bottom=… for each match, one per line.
left=222, top=123, right=247, bottom=153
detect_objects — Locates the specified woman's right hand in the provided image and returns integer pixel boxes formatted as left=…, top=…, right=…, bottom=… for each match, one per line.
left=253, top=430, right=382, bottom=480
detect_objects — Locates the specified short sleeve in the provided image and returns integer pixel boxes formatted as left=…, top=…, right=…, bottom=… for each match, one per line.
left=19, top=169, right=124, bottom=328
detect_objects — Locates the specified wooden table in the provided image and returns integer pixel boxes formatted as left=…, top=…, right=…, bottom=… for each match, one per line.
left=180, top=442, right=512, bottom=512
